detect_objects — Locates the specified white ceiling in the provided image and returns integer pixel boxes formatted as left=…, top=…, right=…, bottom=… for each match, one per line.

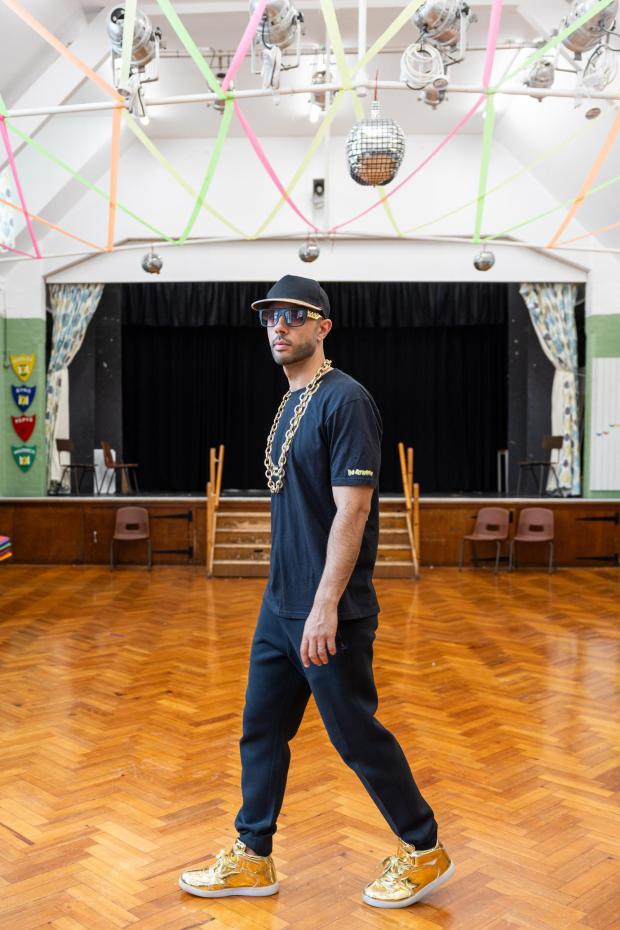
left=2, top=0, right=620, bottom=253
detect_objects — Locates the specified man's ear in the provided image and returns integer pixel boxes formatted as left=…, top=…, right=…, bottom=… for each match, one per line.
left=318, top=318, right=333, bottom=341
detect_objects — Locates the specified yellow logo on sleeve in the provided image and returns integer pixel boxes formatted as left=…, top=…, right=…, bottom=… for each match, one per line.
left=348, top=468, right=374, bottom=477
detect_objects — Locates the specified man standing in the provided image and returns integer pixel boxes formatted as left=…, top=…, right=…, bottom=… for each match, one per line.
left=179, top=275, right=453, bottom=908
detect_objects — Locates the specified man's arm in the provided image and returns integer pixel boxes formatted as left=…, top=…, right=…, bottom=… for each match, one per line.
left=300, top=484, right=373, bottom=668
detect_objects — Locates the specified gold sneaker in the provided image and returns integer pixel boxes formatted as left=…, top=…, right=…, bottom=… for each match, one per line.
left=363, top=839, right=454, bottom=908
left=178, top=839, right=279, bottom=898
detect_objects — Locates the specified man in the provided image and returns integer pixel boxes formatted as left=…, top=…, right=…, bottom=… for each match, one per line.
left=179, top=275, right=454, bottom=908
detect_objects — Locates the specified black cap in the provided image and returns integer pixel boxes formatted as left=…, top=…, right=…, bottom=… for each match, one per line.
left=251, top=275, right=330, bottom=318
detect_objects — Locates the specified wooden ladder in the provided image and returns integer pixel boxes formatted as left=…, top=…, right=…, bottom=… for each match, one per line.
left=206, top=444, right=225, bottom=577
left=398, top=442, right=421, bottom=580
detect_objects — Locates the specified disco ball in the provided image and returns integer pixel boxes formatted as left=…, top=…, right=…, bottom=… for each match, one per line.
left=346, top=100, right=405, bottom=187
left=141, top=250, right=163, bottom=274
left=561, top=0, right=618, bottom=55
left=299, top=240, right=320, bottom=263
left=473, top=249, right=495, bottom=272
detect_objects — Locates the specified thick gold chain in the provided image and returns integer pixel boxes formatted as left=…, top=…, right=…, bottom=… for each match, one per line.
left=264, top=359, right=333, bottom=494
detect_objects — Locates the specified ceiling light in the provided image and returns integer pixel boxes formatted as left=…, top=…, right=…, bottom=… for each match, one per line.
left=107, top=5, right=163, bottom=118
left=250, top=0, right=304, bottom=87
left=421, top=76, right=449, bottom=108
left=561, top=0, right=618, bottom=57
left=412, top=1, right=476, bottom=60
left=524, top=58, right=555, bottom=92
left=346, top=100, right=406, bottom=187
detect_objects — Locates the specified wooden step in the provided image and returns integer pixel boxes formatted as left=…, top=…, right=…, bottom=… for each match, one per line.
left=212, top=559, right=270, bottom=577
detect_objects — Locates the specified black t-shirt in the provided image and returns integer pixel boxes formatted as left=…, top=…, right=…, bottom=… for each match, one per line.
left=264, top=368, right=382, bottom=620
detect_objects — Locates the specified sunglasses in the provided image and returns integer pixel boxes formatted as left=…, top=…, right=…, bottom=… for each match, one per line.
left=259, top=307, right=324, bottom=327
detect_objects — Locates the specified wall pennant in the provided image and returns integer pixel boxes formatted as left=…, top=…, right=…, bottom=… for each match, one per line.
left=10, top=353, right=36, bottom=382
left=11, top=414, right=36, bottom=442
left=11, top=383, right=36, bottom=411
left=12, top=445, right=37, bottom=472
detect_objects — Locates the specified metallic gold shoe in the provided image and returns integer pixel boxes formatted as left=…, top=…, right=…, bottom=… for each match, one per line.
left=363, top=839, right=455, bottom=908
left=178, top=839, right=279, bottom=898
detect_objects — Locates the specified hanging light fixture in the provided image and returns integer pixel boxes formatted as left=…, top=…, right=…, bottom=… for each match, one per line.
left=400, top=42, right=446, bottom=89
left=141, top=249, right=163, bottom=274
left=561, top=0, right=618, bottom=56
left=106, top=5, right=163, bottom=119
left=473, top=249, right=495, bottom=272
left=346, top=83, right=405, bottom=187
left=421, top=76, right=449, bottom=108
left=309, top=67, right=328, bottom=123
left=250, top=0, right=304, bottom=89
left=524, top=58, right=556, bottom=92
left=299, top=239, right=320, bottom=262
left=412, top=1, right=476, bottom=62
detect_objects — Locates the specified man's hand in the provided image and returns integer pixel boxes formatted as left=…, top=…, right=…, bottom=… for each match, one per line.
left=300, top=601, right=338, bottom=668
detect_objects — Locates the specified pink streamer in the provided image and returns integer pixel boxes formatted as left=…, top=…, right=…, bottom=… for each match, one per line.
left=330, top=0, right=504, bottom=233
left=222, top=0, right=268, bottom=90
left=234, top=101, right=318, bottom=231
left=0, top=241, right=37, bottom=258
left=0, top=116, right=41, bottom=258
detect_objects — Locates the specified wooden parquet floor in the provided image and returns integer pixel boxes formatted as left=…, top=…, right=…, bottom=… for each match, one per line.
left=0, top=565, right=618, bottom=930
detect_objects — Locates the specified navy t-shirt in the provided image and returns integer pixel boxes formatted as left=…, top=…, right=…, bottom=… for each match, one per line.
left=264, top=368, right=382, bottom=621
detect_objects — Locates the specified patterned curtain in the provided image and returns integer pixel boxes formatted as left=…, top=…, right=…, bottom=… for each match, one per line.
left=0, top=170, right=15, bottom=250
left=46, top=284, right=104, bottom=474
left=519, top=283, right=581, bottom=496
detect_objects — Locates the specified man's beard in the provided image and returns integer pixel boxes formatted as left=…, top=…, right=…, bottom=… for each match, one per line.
left=271, top=337, right=317, bottom=366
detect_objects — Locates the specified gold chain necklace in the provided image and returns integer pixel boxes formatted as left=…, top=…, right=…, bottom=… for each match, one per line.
left=264, top=359, right=333, bottom=494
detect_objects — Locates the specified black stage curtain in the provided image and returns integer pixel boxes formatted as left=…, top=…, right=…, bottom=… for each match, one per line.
left=121, top=282, right=508, bottom=493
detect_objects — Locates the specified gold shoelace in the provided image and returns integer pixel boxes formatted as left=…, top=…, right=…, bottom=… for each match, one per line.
left=264, top=359, right=333, bottom=494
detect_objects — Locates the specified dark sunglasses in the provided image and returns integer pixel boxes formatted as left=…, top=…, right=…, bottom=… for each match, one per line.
left=259, top=306, right=323, bottom=327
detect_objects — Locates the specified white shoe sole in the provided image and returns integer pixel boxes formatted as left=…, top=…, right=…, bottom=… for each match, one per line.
left=178, top=877, right=279, bottom=898
left=362, top=860, right=456, bottom=909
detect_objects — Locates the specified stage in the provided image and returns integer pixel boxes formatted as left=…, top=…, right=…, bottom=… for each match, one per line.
left=1, top=495, right=618, bottom=570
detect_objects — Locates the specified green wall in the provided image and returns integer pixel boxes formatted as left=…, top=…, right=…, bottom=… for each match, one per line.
left=584, top=314, right=620, bottom=499
left=0, top=316, right=46, bottom=496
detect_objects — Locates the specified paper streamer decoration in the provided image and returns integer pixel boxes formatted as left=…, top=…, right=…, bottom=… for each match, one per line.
left=222, top=0, right=268, bottom=91
left=558, top=217, right=620, bottom=247
left=120, top=0, right=137, bottom=89
left=0, top=117, right=40, bottom=257
left=0, top=192, right=105, bottom=252
left=548, top=107, right=620, bottom=248
left=156, top=0, right=224, bottom=97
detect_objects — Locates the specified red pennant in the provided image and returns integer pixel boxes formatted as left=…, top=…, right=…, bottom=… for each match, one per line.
left=12, top=415, right=36, bottom=443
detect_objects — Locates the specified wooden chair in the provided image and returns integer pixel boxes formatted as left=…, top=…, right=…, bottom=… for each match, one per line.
left=110, top=507, right=151, bottom=570
left=56, top=438, right=99, bottom=494
left=100, top=441, right=139, bottom=495
left=508, top=508, right=555, bottom=574
left=459, top=507, right=510, bottom=573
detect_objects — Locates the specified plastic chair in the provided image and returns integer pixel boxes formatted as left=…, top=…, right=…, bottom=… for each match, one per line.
left=459, top=507, right=510, bottom=573
left=110, top=507, right=151, bottom=570
left=56, top=438, right=99, bottom=494
left=101, top=441, right=139, bottom=494
left=516, top=436, right=563, bottom=496
left=508, top=508, right=554, bottom=574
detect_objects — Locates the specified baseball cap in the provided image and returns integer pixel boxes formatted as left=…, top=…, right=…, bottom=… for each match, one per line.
left=251, top=275, right=331, bottom=318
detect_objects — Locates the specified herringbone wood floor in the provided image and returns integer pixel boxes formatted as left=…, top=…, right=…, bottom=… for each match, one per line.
left=0, top=566, right=618, bottom=930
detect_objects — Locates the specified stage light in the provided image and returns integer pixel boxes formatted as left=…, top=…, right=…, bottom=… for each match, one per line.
left=250, top=0, right=304, bottom=88
left=421, top=76, right=449, bottom=108
left=585, top=106, right=602, bottom=118
left=400, top=42, right=445, bottom=89
left=346, top=100, right=406, bottom=187
left=525, top=58, right=555, bottom=92
left=308, top=67, right=328, bottom=122
left=142, top=250, right=163, bottom=274
left=107, top=5, right=163, bottom=119
left=561, top=0, right=618, bottom=56
left=299, top=239, right=320, bottom=262
left=412, top=1, right=476, bottom=60
left=473, top=249, right=495, bottom=272
left=581, top=44, right=618, bottom=90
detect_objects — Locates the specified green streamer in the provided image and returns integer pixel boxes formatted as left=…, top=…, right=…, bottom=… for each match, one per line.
left=355, top=0, right=426, bottom=78
left=473, top=93, right=496, bottom=244
left=120, top=0, right=137, bottom=88
left=155, top=0, right=224, bottom=98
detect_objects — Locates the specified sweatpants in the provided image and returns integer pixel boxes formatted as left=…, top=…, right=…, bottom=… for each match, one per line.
left=234, top=600, right=438, bottom=856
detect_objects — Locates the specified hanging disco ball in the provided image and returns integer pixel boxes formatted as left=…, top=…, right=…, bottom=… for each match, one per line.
left=299, top=240, right=320, bottom=263
left=346, top=100, right=405, bottom=187
left=141, top=250, right=163, bottom=274
left=561, top=0, right=618, bottom=56
left=473, top=249, right=495, bottom=272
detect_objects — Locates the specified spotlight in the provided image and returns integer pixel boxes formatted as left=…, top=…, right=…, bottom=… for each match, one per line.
left=585, top=106, right=602, bottom=119
left=581, top=44, right=618, bottom=90
left=308, top=67, right=328, bottom=121
left=412, top=1, right=476, bottom=60
left=525, top=58, right=555, bottom=92
left=250, top=0, right=304, bottom=87
left=141, top=250, right=163, bottom=274
left=421, top=76, right=449, bottom=108
left=299, top=239, right=320, bottom=262
left=473, top=249, right=495, bottom=272
left=400, top=42, right=445, bottom=89
left=208, top=71, right=232, bottom=113
left=346, top=100, right=406, bottom=187
left=561, top=0, right=618, bottom=57
left=107, top=5, right=163, bottom=118
left=312, top=178, right=325, bottom=209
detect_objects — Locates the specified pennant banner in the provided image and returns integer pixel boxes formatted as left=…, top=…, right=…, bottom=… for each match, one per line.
left=10, top=352, right=35, bottom=382
left=11, top=383, right=36, bottom=411
left=12, top=444, right=37, bottom=472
